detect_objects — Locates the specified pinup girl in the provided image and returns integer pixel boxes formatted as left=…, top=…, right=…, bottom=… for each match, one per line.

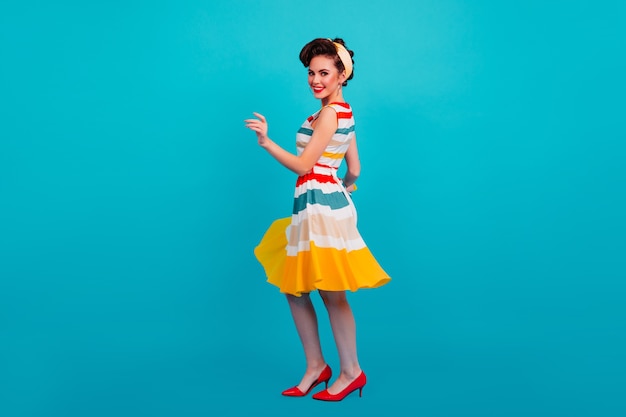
left=245, top=37, right=390, bottom=401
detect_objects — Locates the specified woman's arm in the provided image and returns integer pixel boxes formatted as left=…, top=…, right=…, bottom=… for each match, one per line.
left=342, top=135, right=361, bottom=190
left=245, top=109, right=337, bottom=176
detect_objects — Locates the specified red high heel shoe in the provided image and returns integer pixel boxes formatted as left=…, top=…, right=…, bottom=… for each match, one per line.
left=312, top=371, right=366, bottom=401
left=281, top=365, right=332, bottom=397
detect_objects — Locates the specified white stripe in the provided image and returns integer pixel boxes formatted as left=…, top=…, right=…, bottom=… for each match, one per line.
left=288, top=214, right=361, bottom=247
left=286, top=235, right=366, bottom=255
left=294, top=181, right=344, bottom=197
left=291, top=204, right=354, bottom=223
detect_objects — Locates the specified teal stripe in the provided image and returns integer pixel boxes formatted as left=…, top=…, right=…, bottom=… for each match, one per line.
left=292, top=189, right=349, bottom=214
left=336, top=126, right=355, bottom=135
left=298, top=126, right=354, bottom=136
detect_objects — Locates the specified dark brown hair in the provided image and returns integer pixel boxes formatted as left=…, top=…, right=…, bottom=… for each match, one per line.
left=299, top=38, right=355, bottom=86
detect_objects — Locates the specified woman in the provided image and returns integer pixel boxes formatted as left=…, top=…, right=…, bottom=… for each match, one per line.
left=245, top=38, right=391, bottom=401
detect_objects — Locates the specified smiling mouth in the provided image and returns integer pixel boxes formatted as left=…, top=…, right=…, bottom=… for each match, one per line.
left=312, top=86, right=324, bottom=93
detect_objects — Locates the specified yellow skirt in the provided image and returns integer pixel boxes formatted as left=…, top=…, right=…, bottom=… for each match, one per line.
left=254, top=217, right=391, bottom=296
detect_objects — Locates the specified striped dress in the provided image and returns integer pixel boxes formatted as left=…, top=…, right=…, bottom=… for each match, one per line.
left=254, top=102, right=391, bottom=296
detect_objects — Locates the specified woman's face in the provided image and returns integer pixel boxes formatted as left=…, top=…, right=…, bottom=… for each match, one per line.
left=308, top=55, right=345, bottom=101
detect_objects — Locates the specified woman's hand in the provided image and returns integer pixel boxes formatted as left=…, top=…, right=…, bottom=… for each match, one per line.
left=345, top=183, right=357, bottom=194
left=244, top=112, right=269, bottom=147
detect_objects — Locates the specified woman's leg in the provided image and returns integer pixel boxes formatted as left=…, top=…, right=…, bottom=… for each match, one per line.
left=318, top=290, right=362, bottom=394
left=286, top=293, right=328, bottom=391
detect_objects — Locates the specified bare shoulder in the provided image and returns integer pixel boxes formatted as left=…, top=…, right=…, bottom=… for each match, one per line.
left=312, top=106, right=338, bottom=130
left=320, top=104, right=339, bottom=116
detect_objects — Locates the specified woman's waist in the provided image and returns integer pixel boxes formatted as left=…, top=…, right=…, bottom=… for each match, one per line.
left=312, top=162, right=339, bottom=172
left=296, top=163, right=340, bottom=186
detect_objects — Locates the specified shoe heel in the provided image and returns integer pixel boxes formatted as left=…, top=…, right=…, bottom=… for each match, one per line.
left=312, top=371, right=366, bottom=402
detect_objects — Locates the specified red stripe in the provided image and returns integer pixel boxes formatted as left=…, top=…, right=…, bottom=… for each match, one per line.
left=296, top=172, right=339, bottom=187
left=307, top=103, right=352, bottom=123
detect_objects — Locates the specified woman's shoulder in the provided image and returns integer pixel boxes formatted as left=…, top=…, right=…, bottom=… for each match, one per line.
left=324, top=102, right=354, bottom=121
left=324, top=102, right=352, bottom=111
left=309, top=102, right=354, bottom=127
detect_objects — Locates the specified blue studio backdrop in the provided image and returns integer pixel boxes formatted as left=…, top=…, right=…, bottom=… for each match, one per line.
left=1, top=1, right=625, bottom=416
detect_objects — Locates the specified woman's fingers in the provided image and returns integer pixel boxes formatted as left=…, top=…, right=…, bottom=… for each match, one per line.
left=244, top=114, right=267, bottom=128
left=245, top=113, right=268, bottom=141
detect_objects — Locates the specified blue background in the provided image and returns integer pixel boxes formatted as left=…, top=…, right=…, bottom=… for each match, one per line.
left=1, top=1, right=625, bottom=416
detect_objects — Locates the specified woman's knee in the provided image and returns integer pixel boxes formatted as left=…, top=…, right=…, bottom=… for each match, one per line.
left=286, top=292, right=311, bottom=305
left=319, top=290, right=347, bottom=306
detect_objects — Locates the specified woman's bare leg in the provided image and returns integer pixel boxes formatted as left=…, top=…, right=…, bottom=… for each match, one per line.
left=319, top=290, right=362, bottom=394
left=286, top=293, right=328, bottom=391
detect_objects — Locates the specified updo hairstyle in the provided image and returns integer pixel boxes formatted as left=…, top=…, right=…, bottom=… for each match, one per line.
left=299, top=38, right=355, bottom=87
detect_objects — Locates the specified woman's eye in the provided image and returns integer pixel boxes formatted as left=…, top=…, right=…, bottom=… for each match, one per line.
left=321, top=72, right=328, bottom=76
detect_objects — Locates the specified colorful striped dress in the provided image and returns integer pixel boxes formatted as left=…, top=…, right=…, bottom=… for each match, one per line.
left=254, top=102, right=391, bottom=296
